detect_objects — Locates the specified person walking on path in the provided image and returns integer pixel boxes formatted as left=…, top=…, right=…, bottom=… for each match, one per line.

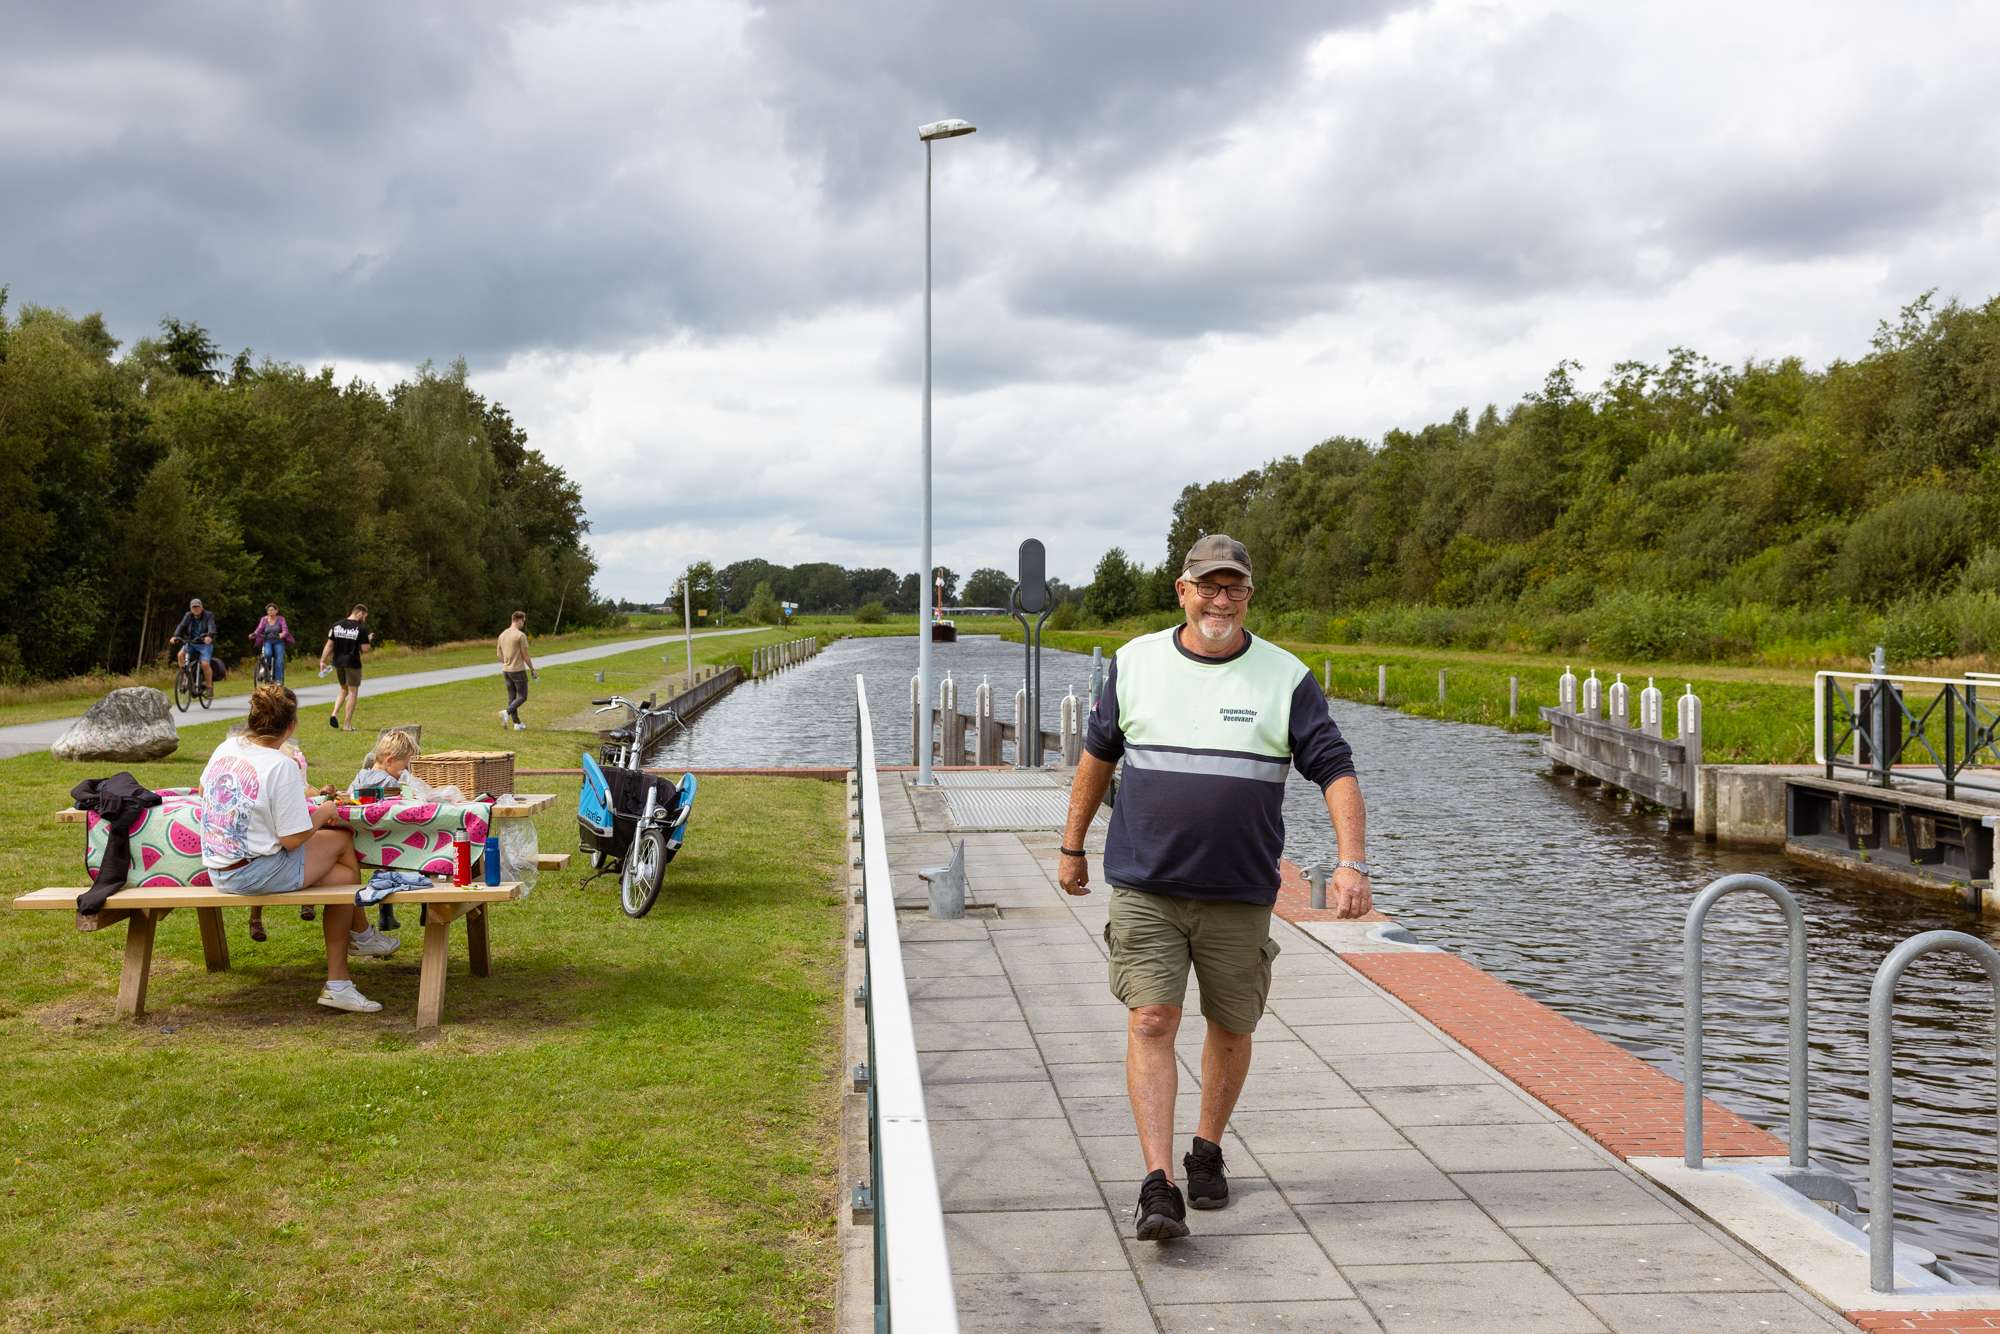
left=318, top=603, right=375, bottom=731
left=1057, top=533, right=1373, bottom=1242
left=495, top=610, right=538, bottom=731
left=248, top=602, right=295, bottom=684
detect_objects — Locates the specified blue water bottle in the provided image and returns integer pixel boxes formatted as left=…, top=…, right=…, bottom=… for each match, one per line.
left=483, top=836, right=502, bottom=885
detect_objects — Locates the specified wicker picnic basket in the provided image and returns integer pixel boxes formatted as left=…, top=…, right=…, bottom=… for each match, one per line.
left=409, top=750, right=514, bottom=797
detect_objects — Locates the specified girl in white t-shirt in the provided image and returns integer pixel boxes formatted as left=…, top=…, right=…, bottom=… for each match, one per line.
left=200, top=685, right=399, bottom=1013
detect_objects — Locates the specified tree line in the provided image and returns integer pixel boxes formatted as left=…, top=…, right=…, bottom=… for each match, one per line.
left=0, top=292, right=610, bottom=683
left=1081, top=291, right=2000, bottom=663
left=654, top=561, right=1080, bottom=622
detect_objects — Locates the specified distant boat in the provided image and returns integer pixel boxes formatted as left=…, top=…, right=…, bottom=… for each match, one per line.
left=931, top=573, right=957, bottom=642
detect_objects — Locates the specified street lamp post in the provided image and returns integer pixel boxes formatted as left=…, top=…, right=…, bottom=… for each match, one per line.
left=916, top=117, right=975, bottom=788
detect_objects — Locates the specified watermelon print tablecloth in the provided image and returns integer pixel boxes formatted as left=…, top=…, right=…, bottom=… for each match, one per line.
left=84, top=796, right=495, bottom=886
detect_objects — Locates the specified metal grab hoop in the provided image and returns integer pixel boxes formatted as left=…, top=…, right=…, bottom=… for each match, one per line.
left=1683, top=873, right=1810, bottom=1170
left=1867, top=930, right=2000, bottom=1293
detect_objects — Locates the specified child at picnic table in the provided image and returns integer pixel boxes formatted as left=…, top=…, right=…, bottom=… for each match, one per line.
left=346, top=730, right=465, bottom=931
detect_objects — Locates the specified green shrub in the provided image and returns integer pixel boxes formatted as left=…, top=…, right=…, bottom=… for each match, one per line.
left=745, top=581, right=783, bottom=626
left=1047, top=602, right=1079, bottom=631
left=1834, top=488, right=1980, bottom=606
left=853, top=601, right=886, bottom=624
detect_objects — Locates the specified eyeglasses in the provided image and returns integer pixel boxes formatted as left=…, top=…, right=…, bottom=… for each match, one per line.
left=1189, top=581, right=1251, bottom=602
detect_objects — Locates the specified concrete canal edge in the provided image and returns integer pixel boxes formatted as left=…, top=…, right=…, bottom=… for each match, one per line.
left=1271, top=876, right=2000, bottom=1329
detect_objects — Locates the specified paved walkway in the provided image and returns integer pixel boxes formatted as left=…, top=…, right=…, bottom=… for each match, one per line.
left=871, top=773, right=1852, bottom=1333
left=0, top=628, right=762, bottom=758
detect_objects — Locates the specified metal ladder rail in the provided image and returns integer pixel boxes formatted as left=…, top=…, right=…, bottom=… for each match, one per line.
left=1867, top=930, right=2000, bottom=1293
left=1683, top=873, right=1809, bottom=1170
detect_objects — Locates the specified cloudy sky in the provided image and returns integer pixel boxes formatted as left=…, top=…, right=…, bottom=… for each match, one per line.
left=6, top=1, right=1998, bottom=598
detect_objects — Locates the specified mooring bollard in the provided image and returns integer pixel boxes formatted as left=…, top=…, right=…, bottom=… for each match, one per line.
left=1013, top=687, right=1029, bottom=767
left=939, top=673, right=961, bottom=766
left=1559, top=665, right=1578, bottom=714
left=909, top=673, right=923, bottom=766
left=1508, top=675, right=1519, bottom=718
left=1060, top=689, right=1081, bottom=765
left=1089, top=647, right=1104, bottom=712
left=1608, top=673, right=1629, bottom=728
left=1323, top=659, right=1331, bottom=692
left=1678, top=685, right=1704, bottom=812
left=1307, top=863, right=1330, bottom=910
left=1641, top=677, right=1663, bottom=736
left=1437, top=669, right=1447, bottom=706
left=974, top=678, right=996, bottom=765
left=1377, top=664, right=1386, bottom=704
left=1582, top=669, right=1601, bottom=721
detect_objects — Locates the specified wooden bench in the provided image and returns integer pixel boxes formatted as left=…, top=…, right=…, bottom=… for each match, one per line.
left=10, top=882, right=522, bottom=1029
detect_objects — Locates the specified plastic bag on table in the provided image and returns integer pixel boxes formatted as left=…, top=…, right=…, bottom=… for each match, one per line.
left=498, top=817, right=540, bottom=896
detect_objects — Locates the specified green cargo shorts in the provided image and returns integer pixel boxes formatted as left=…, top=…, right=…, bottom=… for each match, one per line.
left=1105, top=886, right=1279, bottom=1035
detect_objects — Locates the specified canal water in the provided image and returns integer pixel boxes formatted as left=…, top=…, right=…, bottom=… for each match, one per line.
left=664, top=633, right=2000, bottom=1279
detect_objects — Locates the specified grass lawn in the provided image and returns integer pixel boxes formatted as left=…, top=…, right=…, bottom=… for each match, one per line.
left=0, top=630, right=849, bottom=1331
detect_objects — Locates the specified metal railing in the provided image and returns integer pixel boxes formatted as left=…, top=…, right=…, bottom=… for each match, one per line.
left=853, top=676, right=959, bottom=1331
left=1868, top=930, right=2000, bottom=1293
left=1683, top=874, right=1809, bottom=1170
left=1815, top=669, right=2000, bottom=801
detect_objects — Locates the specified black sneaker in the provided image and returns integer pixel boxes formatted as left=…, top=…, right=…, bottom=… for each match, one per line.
left=1134, top=1169, right=1189, bottom=1241
left=1185, top=1136, right=1228, bottom=1210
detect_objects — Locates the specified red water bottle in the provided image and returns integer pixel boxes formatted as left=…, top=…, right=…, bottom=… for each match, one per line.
left=453, top=831, right=471, bottom=886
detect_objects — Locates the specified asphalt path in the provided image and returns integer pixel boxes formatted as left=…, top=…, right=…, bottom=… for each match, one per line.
left=0, top=628, right=764, bottom=759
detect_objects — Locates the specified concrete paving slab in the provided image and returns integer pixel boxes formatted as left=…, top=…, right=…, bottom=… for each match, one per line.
left=1077, top=1129, right=1251, bottom=1183
left=953, top=1270, right=1157, bottom=1334
left=1293, top=1021, right=1448, bottom=1058
left=1015, top=981, right=1128, bottom=1007
left=1362, top=1083, right=1554, bottom=1127
left=1230, top=1072, right=1369, bottom=1111
left=1511, top=1223, right=1778, bottom=1295
left=1266, top=972, right=1380, bottom=999
left=907, top=973, right=1018, bottom=999
left=1267, top=995, right=1411, bottom=1027
left=1578, top=1291, right=1847, bottom=1332
left=1153, top=1300, right=1385, bottom=1332
left=1035, top=1030, right=1134, bottom=1064
left=1064, top=1093, right=1208, bottom=1137
left=1263, top=1149, right=1464, bottom=1205
left=1402, top=1122, right=1605, bottom=1174
left=1456, top=1171, right=1683, bottom=1229
left=913, top=1019, right=1036, bottom=1052
left=1049, top=1061, right=1131, bottom=1098
left=1326, top=1050, right=1496, bottom=1089
left=921, top=1047, right=1049, bottom=1085
left=911, top=996, right=1026, bottom=1024
left=931, top=1120, right=1100, bottom=1212
left=925, top=1080, right=1065, bottom=1121
left=1124, top=1232, right=1356, bottom=1304
left=1228, top=1106, right=1408, bottom=1155
left=1024, top=1002, right=1133, bottom=1032
left=945, top=1208, right=1131, bottom=1274
left=1345, top=1260, right=1608, bottom=1333
left=1298, top=1198, right=1528, bottom=1267
left=1001, top=961, right=1109, bottom=986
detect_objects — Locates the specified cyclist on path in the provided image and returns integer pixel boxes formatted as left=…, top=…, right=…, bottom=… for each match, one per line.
left=170, top=598, right=218, bottom=695
left=248, top=603, right=295, bottom=684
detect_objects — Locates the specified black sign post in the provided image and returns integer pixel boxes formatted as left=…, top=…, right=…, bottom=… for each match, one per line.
left=1011, top=539, right=1054, bottom=766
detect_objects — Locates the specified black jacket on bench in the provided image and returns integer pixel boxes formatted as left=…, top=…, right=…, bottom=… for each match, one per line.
left=72, top=774, right=163, bottom=914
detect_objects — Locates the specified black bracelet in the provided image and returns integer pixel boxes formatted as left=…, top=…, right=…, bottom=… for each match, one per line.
left=1060, top=846, right=1086, bottom=858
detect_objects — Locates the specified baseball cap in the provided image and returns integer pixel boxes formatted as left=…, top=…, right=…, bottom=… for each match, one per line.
left=1182, top=533, right=1253, bottom=584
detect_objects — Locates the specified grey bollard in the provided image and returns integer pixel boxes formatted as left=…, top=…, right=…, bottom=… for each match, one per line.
left=1377, top=664, right=1386, bottom=704
left=1558, top=665, right=1578, bottom=714
left=1508, top=675, right=1518, bottom=718
left=1607, top=674, right=1629, bottom=728
left=1437, top=669, right=1447, bottom=706
left=1307, top=863, right=1330, bottom=910
left=974, top=679, right=995, bottom=765
left=1089, top=647, right=1104, bottom=712
left=923, top=839, right=967, bottom=920
left=1677, top=686, right=1704, bottom=811
left=1640, top=677, right=1663, bottom=736
left=594, top=670, right=605, bottom=684
left=940, top=674, right=960, bottom=766
left=1013, top=688, right=1029, bottom=767
left=1060, top=690, right=1082, bottom=765
left=1582, top=669, right=1601, bottom=721
left=909, top=674, right=923, bottom=766
left=1323, top=659, right=1330, bottom=692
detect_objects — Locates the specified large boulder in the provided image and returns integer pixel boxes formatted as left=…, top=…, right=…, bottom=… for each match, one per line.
left=51, top=688, right=179, bottom=763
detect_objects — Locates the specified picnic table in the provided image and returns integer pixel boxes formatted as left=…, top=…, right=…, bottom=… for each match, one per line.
left=49, top=793, right=559, bottom=824
left=10, top=880, right=523, bottom=1028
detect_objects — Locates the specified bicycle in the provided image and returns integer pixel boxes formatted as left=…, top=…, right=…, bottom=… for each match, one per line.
left=577, top=695, right=696, bottom=918
left=169, top=638, right=215, bottom=712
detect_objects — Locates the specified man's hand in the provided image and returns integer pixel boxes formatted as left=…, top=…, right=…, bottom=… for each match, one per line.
left=1058, top=852, right=1091, bottom=897
left=1329, top=867, right=1373, bottom=919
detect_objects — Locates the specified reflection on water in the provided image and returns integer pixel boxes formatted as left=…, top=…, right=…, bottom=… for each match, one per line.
left=670, top=633, right=2000, bottom=1277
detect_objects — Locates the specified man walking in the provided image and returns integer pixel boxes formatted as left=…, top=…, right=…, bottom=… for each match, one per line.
left=1058, top=534, right=1372, bottom=1241
left=496, top=610, right=538, bottom=731
left=318, top=603, right=374, bottom=731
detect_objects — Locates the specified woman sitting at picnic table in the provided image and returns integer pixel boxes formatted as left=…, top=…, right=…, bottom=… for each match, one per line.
left=200, top=684, right=401, bottom=1014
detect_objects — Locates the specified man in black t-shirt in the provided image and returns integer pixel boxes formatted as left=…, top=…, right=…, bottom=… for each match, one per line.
left=317, top=603, right=375, bottom=731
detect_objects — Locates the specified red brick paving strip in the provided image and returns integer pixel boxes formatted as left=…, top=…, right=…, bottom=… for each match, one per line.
left=1846, top=1315, right=2000, bottom=1330
left=1337, top=950, right=1787, bottom=1159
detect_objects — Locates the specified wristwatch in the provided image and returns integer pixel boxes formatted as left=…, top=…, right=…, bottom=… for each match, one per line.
left=1333, top=859, right=1372, bottom=878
